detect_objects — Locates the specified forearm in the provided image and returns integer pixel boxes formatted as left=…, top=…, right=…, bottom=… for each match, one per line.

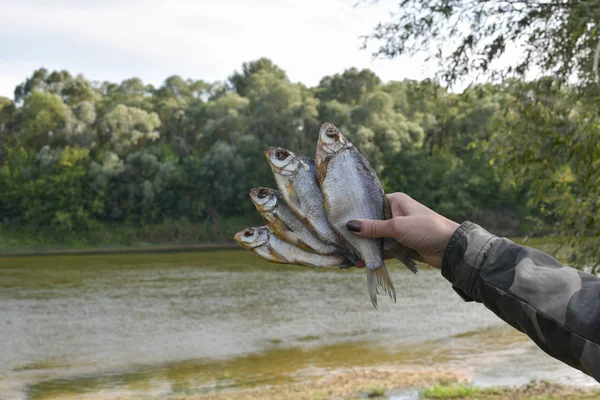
left=442, top=222, right=600, bottom=381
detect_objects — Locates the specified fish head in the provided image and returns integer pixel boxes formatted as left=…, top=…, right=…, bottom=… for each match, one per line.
left=317, top=122, right=350, bottom=156
left=234, top=226, right=269, bottom=249
left=315, top=122, right=351, bottom=181
left=264, top=147, right=301, bottom=176
left=249, top=187, right=279, bottom=211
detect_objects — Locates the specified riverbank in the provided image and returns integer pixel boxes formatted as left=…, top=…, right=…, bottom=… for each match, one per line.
left=183, top=371, right=600, bottom=400
left=0, top=230, right=567, bottom=262
left=0, top=211, right=567, bottom=256
left=35, top=368, right=599, bottom=400
left=0, top=242, right=239, bottom=257
left=0, top=217, right=256, bottom=255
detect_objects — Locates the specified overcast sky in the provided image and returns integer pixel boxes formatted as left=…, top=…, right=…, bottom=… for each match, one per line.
left=0, top=0, right=438, bottom=99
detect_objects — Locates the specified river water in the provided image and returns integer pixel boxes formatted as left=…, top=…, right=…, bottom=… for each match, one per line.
left=0, top=250, right=595, bottom=399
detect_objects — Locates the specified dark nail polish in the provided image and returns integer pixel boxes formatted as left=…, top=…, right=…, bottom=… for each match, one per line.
left=346, top=220, right=361, bottom=232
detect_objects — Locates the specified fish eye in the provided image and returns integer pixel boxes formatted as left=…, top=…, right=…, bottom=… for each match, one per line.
left=275, top=149, right=289, bottom=161
left=258, top=188, right=269, bottom=198
left=244, top=229, right=254, bottom=237
left=326, top=128, right=338, bottom=139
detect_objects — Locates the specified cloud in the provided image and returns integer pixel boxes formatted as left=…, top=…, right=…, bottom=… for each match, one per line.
left=0, top=0, right=433, bottom=99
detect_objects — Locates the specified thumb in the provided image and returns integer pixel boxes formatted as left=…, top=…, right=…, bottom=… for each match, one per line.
left=346, top=218, right=401, bottom=239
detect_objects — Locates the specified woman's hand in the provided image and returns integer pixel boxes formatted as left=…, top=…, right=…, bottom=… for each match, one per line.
left=346, top=193, right=460, bottom=269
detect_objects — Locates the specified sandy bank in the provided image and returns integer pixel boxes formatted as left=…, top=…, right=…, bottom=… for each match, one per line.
left=41, top=366, right=599, bottom=400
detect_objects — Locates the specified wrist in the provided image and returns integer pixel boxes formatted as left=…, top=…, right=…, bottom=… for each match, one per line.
left=432, top=219, right=460, bottom=269
left=440, top=221, right=499, bottom=302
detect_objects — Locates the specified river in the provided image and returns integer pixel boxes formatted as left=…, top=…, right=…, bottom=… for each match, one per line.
left=0, top=250, right=595, bottom=399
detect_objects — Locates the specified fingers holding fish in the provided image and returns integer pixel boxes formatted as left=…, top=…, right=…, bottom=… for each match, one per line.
left=386, top=192, right=434, bottom=217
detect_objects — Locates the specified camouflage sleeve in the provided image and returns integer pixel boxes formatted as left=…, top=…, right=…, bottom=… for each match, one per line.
left=442, top=221, right=600, bottom=381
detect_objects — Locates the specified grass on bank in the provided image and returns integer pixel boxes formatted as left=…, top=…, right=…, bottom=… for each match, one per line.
left=1, top=220, right=567, bottom=258
left=422, top=382, right=499, bottom=398
left=421, top=380, right=600, bottom=399
left=0, top=215, right=259, bottom=252
left=362, top=385, right=387, bottom=397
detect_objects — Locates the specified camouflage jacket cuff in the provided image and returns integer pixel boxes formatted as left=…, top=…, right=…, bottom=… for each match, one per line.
left=441, top=221, right=499, bottom=302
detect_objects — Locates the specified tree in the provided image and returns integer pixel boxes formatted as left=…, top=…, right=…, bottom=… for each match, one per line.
left=14, top=68, right=53, bottom=102
left=0, top=97, right=15, bottom=163
left=16, top=91, right=69, bottom=150
left=364, top=0, right=600, bottom=86
left=98, top=104, right=161, bottom=156
left=200, top=92, right=249, bottom=145
left=364, top=0, right=600, bottom=267
left=99, top=78, right=154, bottom=112
left=245, top=69, right=319, bottom=153
left=491, top=79, right=600, bottom=269
left=13, top=69, right=99, bottom=105
left=0, top=60, right=564, bottom=248
left=317, top=68, right=381, bottom=105
left=229, top=58, right=288, bottom=97
left=60, top=75, right=99, bottom=105
left=3, top=146, right=102, bottom=232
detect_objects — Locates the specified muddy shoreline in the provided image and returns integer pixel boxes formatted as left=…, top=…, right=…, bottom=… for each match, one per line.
left=36, top=366, right=599, bottom=400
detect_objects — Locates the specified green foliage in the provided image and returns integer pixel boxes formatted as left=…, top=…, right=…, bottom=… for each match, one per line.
left=363, top=0, right=600, bottom=86
left=316, top=67, right=381, bottom=105
left=421, top=380, right=600, bottom=399
left=99, top=104, right=161, bottom=155
left=229, top=58, right=288, bottom=97
left=362, top=385, right=387, bottom=397
left=422, top=381, right=503, bottom=398
left=363, top=2, right=599, bottom=267
left=0, top=60, right=596, bottom=267
left=423, top=383, right=477, bottom=398
left=16, top=91, right=69, bottom=149
left=490, top=80, right=600, bottom=269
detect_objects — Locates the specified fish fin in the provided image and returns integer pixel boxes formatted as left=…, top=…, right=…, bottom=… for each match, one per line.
left=263, top=243, right=290, bottom=264
left=337, top=259, right=355, bottom=269
left=295, top=261, right=320, bottom=268
left=335, top=233, right=360, bottom=265
left=384, top=238, right=421, bottom=274
left=296, top=238, right=314, bottom=252
left=269, top=214, right=295, bottom=239
left=315, top=157, right=328, bottom=182
left=300, top=157, right=315, bottom=177
left=266, top=215, right=308, bottom=252
left=383, top=195, right=393, bottom=220
left=367, top=264, right=397, bottom=309
left=300, top=155, right=316, bottom=168
left=284, top=180, right=303, bottom=215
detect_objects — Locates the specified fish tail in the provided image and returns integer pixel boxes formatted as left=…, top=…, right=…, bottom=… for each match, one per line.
left=366, top=264, right=396, bottom=309
left=384, top=239, right=420, bottom=274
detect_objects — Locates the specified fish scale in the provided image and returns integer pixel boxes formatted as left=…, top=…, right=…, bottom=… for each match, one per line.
left=319, top=149, right=391, bottom=304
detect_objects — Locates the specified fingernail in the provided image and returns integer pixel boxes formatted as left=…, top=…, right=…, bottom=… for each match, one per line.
left=346, top=220, right=361, bottom=232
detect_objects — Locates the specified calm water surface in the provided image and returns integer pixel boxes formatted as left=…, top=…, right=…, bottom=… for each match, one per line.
left=0, top=250, right=595, bottom=399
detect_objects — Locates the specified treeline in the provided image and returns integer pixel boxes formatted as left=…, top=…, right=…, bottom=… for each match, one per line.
left=0, top=59, right=591, bottom=248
